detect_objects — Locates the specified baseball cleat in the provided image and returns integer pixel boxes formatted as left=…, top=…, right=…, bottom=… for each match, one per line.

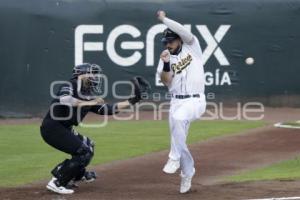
left=163, top=159, right=180, bottom=174
left=180, top=168, right=195, bottom=194
left=46, top=177, right=74, bottom=194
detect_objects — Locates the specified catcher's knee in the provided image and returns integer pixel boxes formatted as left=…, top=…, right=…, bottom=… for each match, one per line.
left=75, top=143, right=94, bottom=167
left=75, top=133, right=95, bottom=154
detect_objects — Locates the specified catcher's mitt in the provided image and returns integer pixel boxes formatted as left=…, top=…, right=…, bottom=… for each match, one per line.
left=128, top=76, right=151, bottom=105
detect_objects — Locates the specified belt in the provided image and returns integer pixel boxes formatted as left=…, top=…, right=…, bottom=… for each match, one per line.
left=172, top=94, right=200, bottom=99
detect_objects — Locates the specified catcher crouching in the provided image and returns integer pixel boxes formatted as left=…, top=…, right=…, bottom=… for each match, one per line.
left=40, top=63, right=150, bottom=194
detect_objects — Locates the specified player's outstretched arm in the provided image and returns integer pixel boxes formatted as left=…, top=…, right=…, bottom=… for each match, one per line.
left=90, top=101, right=129, bottom=115
left=89, top=99, right=138, bottom=116
left=116, top=100, right=131, bottom=110
left=157, top=10, right=194, bottom=45
left=97, top=100, right=132, bottom=115
left=60, top=95, right=104, bottom=107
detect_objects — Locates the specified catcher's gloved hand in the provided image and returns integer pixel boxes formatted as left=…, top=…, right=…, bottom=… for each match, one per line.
left=128, top=76, right=151, bottom=105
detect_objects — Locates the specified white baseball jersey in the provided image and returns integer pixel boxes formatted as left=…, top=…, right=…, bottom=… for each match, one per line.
left=156, top=37, right=205, bottom=95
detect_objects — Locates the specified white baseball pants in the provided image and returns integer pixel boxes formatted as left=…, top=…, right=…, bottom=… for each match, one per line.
left=168, top=94, right=206, bottom=177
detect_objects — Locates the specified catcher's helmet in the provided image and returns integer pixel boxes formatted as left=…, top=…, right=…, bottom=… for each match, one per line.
left=72, top=63, right=103, bottom=96
left=72, top=63, right=102, bottom=78
left=161, top=28, right=180, bottom=44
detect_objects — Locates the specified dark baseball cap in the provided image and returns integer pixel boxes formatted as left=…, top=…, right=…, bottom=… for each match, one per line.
left=161, top=28, right=180, bottom=44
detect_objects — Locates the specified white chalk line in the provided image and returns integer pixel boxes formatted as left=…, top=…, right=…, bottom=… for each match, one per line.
left=274, top=122, right=300, bottom=129
left=246, top=196, right=300, bottom=200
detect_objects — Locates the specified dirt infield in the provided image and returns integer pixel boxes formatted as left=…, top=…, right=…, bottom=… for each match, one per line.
left=1, top=126, right=300, bottom=200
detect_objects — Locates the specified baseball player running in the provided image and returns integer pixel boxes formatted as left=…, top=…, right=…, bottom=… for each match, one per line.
left=40, top=63, right=149, bottom=194
left=156, top=11, right=206, bottom=193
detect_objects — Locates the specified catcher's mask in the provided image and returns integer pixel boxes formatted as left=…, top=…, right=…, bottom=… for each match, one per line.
left=72, top=63, right=103, bottom=97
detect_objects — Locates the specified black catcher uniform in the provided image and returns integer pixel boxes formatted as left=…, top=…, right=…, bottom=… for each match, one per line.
left=40, top=63, right=150, bottom=194
left=40, top=63, right=116, bottom=190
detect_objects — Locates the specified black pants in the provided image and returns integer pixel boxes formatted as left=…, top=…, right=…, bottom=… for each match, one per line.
left=40, top=120, right=94, bottom=185
left=40, top=120, right=83, bottom=155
